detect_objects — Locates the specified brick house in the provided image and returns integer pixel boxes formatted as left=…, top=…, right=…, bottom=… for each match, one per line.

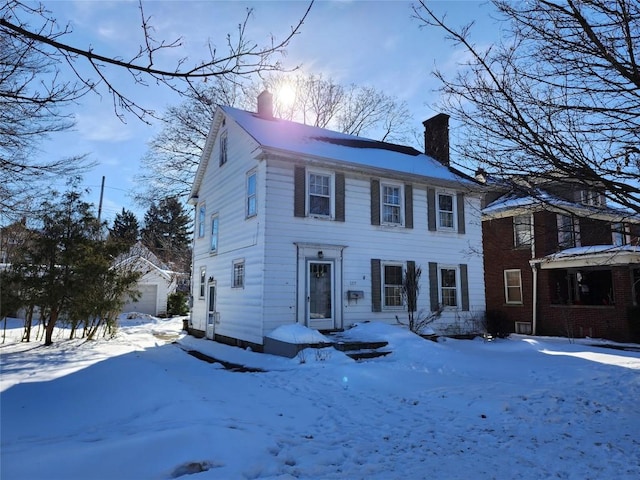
left=481, top=176, right=640, bottom=342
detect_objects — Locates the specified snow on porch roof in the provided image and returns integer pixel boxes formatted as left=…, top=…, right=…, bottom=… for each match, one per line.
left=532, top=245, right=640, bottom=270
left=222, top=105, right=471, bottom=184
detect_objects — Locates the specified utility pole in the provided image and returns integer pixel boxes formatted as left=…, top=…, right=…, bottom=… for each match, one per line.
left=97, top=176, right=105, bottom=223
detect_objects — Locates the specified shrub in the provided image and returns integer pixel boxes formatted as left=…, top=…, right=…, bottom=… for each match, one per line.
left=485, top=310, right=512, bottom=337
left=167, top=291, right=189, bottom=316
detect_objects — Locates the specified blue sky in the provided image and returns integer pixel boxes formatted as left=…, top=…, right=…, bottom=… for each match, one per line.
left=37, top=0, right=500, bottom=224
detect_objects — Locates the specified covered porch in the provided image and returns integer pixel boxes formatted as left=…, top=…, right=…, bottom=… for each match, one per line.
left=531, top=246, right=640, bottom=342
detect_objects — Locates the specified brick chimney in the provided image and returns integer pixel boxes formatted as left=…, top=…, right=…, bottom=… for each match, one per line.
left=423, top=113, right=450, bottom=166
left=257, top=90, right=273, bottom=119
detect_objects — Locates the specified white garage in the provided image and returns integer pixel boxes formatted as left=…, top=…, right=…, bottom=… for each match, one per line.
left=116, top=244, right=179, bottom=317
left=122, top=283, right=159, bottom=315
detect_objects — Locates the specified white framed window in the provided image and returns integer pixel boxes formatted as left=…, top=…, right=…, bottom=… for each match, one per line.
left=198, top=204, right=206, bottom=238
left=580, top=189, right=603, bottom=206
left=504, top=269, right=523, bottom=304
left=381, top=183, right=403, bottom=225
left=219, top=131, right=228, bottom=166
left=557, top=214, right=579, bottom=249
left=199, top=267, right=206, bottom=298
left=246, top=171, right=257, bottom=218
left=232, top=259, right=245, bottom=288
left=383, top=263, right=404, bottom=309
left=210, top=215, right=219, bottom=253
left=513, top=214, right=533, bottom=247
left=308, top=171, right=332, bottom=217
left=437, top=193, right=455, bottom=229
left=439, top=266, right=458, bottom=307
left=612, top=223, right=629, bottom=246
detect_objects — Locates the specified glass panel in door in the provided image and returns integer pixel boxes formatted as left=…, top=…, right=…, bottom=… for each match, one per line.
left=308, top=261, right=333, bottom=329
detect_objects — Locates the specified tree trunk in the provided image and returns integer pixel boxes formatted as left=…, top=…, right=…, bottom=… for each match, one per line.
left=44, top=310, right=59, bottom=346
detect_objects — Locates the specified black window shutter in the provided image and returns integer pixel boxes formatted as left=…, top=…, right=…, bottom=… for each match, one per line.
left=371, top=179, right=380, bottom=226
left=427, top=188, right=436, bottom=231
left=457, top=193, right=466, bottom=234
left=460, top=264, right=469, bottom=311
left=294, top=166, right=305, bottom=218
left=335, top=172, right=345, bottom=222
left=371, top=259, right=381, bottom=312
left=404, top=184, right=413, bottom=229
left=428, top=262, right=439, bottom=311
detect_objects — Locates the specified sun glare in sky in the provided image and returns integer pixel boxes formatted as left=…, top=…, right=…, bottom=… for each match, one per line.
left=276, top=83, right=296, bottom=108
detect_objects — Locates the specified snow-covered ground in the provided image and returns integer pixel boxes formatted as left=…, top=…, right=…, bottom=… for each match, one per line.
left=1, top=315, right=639, bottom=480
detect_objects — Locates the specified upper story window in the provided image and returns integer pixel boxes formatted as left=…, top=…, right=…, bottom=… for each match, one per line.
left=198, top=204, right=206, bottom=238
left=513, top=214, right=533, bottom=247
left=612, top=222, right=629, bottom=246
left=309, top=172, right=331, bottom=216
left=247, top=171, right=257, bottom=218
left=210, top=215, right=219, bottom=253
left=579, top=189, right=603, bottom=207
left=557, top=214, right=579, bottom=249
left=427, top=188, right=464, bottom=234
left=440, top=267, right=458, bottom=307
left=382, top=185, right=402, bottom=224
left=383, top=263, right=404, bottom=309
left=438, top=193, right=455, bottom=229
left=294, top=166, right=345, bottom=222
left=219, top=131, right=228, bottom=167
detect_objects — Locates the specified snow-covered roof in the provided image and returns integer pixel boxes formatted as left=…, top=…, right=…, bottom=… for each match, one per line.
left=225, top=105, right=469, bottom=180
left=483, top=191, right=640, bottom=223
left=190, top=105, right=477, bottom=202
left=532, top=244, right=640, bottom=269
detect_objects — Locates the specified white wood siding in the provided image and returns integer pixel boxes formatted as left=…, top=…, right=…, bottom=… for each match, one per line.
left=190, top=119, right=266, bottom=344
left=262, top=157, right=485, bottom=336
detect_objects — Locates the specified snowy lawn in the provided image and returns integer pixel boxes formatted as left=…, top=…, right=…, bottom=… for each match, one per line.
left=1, top=316, right=639, bottom=480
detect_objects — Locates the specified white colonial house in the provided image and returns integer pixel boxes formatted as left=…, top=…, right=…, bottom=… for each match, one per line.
left=188, top=92, right=485, bottom=350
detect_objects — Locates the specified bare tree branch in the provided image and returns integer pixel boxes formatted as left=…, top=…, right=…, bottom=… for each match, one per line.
left=414, top=0, right=640, bottom=214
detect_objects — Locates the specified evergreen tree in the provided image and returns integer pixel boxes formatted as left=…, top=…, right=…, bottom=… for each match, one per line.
left=109, top=208, right=140, bottom=248
left=141, top=196, right=191, bottom=271
left=12, top=183, right=139, bottom=345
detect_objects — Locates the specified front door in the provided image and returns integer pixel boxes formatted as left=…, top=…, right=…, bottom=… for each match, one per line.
left=206, top=283, right=216, bottom=340
left=307, top=261, right=334, bottom=330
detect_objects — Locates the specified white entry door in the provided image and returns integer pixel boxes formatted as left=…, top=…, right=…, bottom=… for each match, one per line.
left=307, top=261, right=334, bottom=330
left=206, top=283, right=216, bottom=340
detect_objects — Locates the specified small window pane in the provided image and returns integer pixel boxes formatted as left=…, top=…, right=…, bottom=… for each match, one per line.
left=383, top=186, right=401, bottom=224
left=384, top=265, right=403, bottom=307
left=211, top=216, right=219, bottom=252
left=219, top=132, right=228, bottom=166
left=198, top=205, right=206, bottom=237
left=309, top=174, right=331, bottom=216
left=440, top=268, right=457, bottom=307
left=247, top=173, right=257, bottom=217
left=514, top=215, right=532, bottom=247
left=505, top=270, right=522, bottom=303
left=233, top=261, right=245, bottom=288
left=438, top=194, right=454, bottom=228
left=199, top=268, right=206, bottom=298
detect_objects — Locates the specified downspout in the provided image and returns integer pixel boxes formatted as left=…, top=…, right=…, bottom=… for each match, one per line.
left=530, top=212, right=537, bottom=335
left=530, top=262, right=538, bottom=335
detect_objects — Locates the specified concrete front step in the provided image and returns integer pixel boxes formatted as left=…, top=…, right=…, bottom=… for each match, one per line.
left=332, top=340, right=389, bottom=352
left=344, top=349, right=392, bottom=360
